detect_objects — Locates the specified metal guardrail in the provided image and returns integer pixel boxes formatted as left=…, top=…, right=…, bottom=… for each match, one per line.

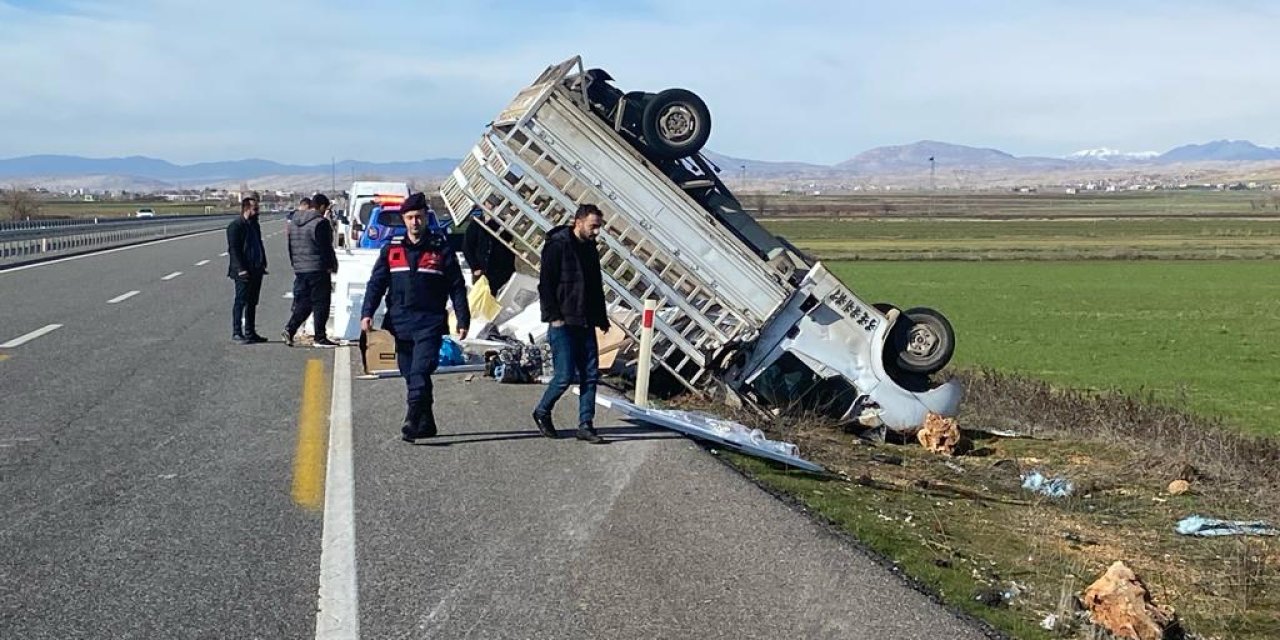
left=0, top=218, right=88, bottom=233
left=0, top=218, right=233, bottom=267
left=0, top=213, right=238, bottom=240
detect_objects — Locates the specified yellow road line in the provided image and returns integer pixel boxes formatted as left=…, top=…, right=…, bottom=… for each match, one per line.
left=0, top=354, right=10, bottom=362
left=291, top=358, right=330, bottom=510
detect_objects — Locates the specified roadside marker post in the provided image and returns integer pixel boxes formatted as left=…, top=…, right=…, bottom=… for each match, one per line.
left=635, top=299, right=657, bottom=408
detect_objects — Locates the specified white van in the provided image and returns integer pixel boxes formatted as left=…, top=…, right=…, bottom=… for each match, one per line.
left=339, top=181, right=409, bottom=248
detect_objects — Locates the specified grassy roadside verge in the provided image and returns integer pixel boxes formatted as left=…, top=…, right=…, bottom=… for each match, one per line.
left=687, top=370, right=1280, bottom=639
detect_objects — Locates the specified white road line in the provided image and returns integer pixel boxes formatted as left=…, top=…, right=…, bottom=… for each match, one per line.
left=315, top=347, right=359, bottom=639
left=195, top=259, right=211, bottom=266
left=284, top=292, right=294, bottom=299
left=220, top=252, right=229, bottom=257
left=107, top=290, right=141, bottom=304
left=0, top=230, right=224, bottom=275
left=161, top=271, right=182, bottom=281
left=1, top=324, right=63, bottom=348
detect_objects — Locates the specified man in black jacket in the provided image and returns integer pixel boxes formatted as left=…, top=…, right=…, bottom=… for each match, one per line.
left=532, top=203, right=608, bottom=444
left=282, top=194, right=340, bottom=347
left=226, top=195, right=268, bottom=343
left=461, top=205, right=516, bottom=296
left=361, top=192, right=470, bottom=442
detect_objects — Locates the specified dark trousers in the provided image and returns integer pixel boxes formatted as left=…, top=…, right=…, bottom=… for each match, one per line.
left=231, top=274, right=263, bottom=336
left=535, top=325, right=599, bottom=426
left=285, top=272, right=332, bottom=340
left=397, top=332, right=443, bottom=420
left=486, top=268, right=514, bottom=297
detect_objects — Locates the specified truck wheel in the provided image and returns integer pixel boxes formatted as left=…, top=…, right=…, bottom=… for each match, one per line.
left=641, top=89, right=711, bottom=159
left=890, top=307, right=955, bottom=375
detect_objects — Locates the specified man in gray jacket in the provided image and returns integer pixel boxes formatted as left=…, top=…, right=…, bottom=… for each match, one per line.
left=282, top=194, right=339, bottom=347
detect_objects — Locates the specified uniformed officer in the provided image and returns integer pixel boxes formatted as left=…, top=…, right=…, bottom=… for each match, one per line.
left=361, top=192, right=470, bottom=442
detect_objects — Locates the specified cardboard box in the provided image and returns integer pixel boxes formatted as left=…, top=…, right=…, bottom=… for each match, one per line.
left=360, top=329, right=399, bottom=376
left=596, top=325, right=633, bottom=370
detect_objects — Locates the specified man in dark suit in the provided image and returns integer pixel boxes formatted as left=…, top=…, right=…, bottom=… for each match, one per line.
left=226, top=195, right=268, bottom=343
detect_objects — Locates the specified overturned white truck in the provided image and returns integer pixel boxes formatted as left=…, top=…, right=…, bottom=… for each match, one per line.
left=440, top=56, right=961, bottom=432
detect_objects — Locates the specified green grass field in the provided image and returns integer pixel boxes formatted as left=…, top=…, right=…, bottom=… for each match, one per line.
left=765, top=217, right=1280, bottom=259
left=828, top=260, right=1280, bottom=435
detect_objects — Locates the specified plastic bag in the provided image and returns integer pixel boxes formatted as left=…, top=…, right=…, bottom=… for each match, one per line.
left=468, top=276, right=503, bottom=323
left=438, top=337, right=467, bottom=367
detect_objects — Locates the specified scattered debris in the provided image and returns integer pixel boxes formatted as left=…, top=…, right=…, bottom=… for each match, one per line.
left=1021, top=470, right=1075, bottom=498
left=916, top=412, right=961, bottom=455
left=973, top=586, right=1007, bottom=608
left=1040, top=613, right=1059, bottom=631
left=973, top=582, right=1023, bottom=608
left=594, top=395, right=825, bottom=473
left=943, top=461, right=966, bottom=474
left=969, top=427, right=1028, bottom=438
left=871, top=453, right=905, bottom=466
left=1060, top=530, right=1091, bottom=545
left=1081, top=561, right=1181, bottom=640
left=1174, top=515, right=1279, bottom=537
left=1165, top=479, right=1190, bottom=495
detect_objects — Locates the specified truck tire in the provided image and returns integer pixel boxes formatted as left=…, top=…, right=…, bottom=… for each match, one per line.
left=889, top=307, right=955, bottom=375
left=641, top=89, right=711, bottom=159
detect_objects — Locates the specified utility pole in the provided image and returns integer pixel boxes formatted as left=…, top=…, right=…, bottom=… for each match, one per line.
left=928, top=156, right=936, bottom=217
left=331, top=157, right=336, bottom=192
left=740, top=164, right=746, bottom=189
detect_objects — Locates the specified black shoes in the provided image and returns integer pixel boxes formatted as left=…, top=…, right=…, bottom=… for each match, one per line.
left=575, top=422, right=605, bottom=444
left=532, top=410, right=558, bottom=439
left=313, top=337, right=339, bottom=348
left=401, top=406, right=438, bottom=442
left=281, top=330, right=294, bottom=347
left=232, top=333, right=247, bottom=344
left=533, top=412, right=604, bottom=443
left=244, top=333, right=268, bottom=344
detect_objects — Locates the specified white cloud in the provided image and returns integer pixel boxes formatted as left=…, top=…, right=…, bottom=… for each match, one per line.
left=1, top=0, right=1278, bottom=163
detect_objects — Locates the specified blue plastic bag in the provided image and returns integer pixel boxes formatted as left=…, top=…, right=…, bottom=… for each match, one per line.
left=438, top=337, right=466, bottom=367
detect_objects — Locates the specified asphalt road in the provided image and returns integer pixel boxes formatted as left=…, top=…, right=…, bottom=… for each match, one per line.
left=0, top=226, right=992, bottom=639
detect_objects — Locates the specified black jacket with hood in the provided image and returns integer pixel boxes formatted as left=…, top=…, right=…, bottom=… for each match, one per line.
left=538, top=225, right=608, bottom=329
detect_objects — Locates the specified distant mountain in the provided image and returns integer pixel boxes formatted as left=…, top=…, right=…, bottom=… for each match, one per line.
left=701, top=150, right=831, bottom=178
left=835, top=140, right=1077, bottom=173
left=7, top=138, right=1280, bottom=192
left=1157, top=140, right=1280, bottom=162
left=0, top=155, right=462, bottom=182
left=1067, top=148, right=1160, bottom=162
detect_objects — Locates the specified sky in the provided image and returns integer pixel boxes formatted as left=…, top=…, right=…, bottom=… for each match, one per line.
left=2, top=0, right=1278, bottom=165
